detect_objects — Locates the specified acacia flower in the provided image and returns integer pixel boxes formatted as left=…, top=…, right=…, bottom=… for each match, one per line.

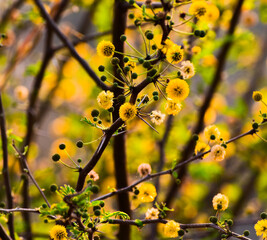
left=150, top=110, right=166, bottom=125
left=255, top=219, right=267, bottom=239
left=212, top=193, right=229, bottom=211
left=166, top=79, right=189, bottom=102
left=97, top=90, right=114, bottom=109
left=97, top=40, right=115, bottom=57
left=189, top=1, right=209, bottom=20
left=119, top=103, right=137, bottom=121
left=192, top=46, right=201, bottom=55
left=166, top=44, right=184, bottom=64
left=180, top=61, right=195, bottom=79
left=50, top=225, right=68, bottom=240
left=194, top=141, right=210, bottom=158
left=204, top=125, right=220, bottom=142
left=205, top=4, right=220, bottom=22
left=138, top=183, right=157, bottom=203
left=138, top=163, right=152, bottom=177
left=207, top=144, right=226, bottom=162
left=164, top=220, right=181, bottom=238
left=88, top=170, right=99, bottom=181
left=14, top=85, right=29, bottom=101
left=165, top=100, right=182, bottom=115
left=145, top=207, right=159, bottom=220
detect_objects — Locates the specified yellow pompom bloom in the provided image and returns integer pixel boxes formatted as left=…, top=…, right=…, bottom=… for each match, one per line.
left=189, top=1, right=209, bottom=20
left=97, top=90, right=114, bottom=109
left=207, top=144, right=226, bottom=162
left=255, top=219, right=267, bottom=239
left=119, top=103, right=137, bottom=121
left=165, top=100, right=182, bottom=115
left=212, top=193, right=229, bottom=211
left=194, top=141, right=210, bottom=158
left=138, top=183, right=157, bottom=202
left=252, top=91, right=263, bottom=102
left=204, top=125, right=221, bottom=141
left=164, top=220, right=180, bottom=238
left=97, top=40, right=115, bottom=58
left=205, top=4, right=220, bottom=22
left=166, top=79, right=190, bottom=102
left=166, top=44, right=184, bottom=64
left=192, top=46, right=201, bottom=55
left=50, top=225, right=68, bottom=240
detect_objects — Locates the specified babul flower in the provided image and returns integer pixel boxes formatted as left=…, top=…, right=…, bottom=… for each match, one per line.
left=207, top=144, right=226, bottom=162
left=97, top=40, right=115, bottom=58
left=194, top=141, right=210, bottom=158
left=204, top=125, right=220, bottom=142
left=180, top=61, right=195, bottom=79
left=212, top=193, right=229, bottom=211
left=138, top=183, right=157, bottom=202
left=14, top=85, right=29, bottom=101
left=189, top=1, right=209, bottom=20
left=166, top=79, right=189, bottom=102
left=150, top=110, right=166, bottom=125
left=137, top=163, right=152, bottom=177
left=252, top=91, right=262, bottom=102
left=164, top=220, right=181, bottom=238
left=205, top=4, right=220, bottom=22
left=165, top=100, right=182, bottom=115
left=145, top=207, right=159, bottom=220
left=50, top=225, right=68, bottom=240
left=97, top=90, right=114, bottom=110
left=255, top=219, right=267, bottom=239
left=166, top=44, right=184, bottom=64
left=119, top=103, right=137, bottom=121
left=192, top=46, right=201, bottom=55
left=88, top=170, right=99, bottom=181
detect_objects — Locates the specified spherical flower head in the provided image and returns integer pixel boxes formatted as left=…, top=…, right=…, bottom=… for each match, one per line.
left=50, top=225, right=68, bottom=240
left=241, top=11, right=258, bottom=28
left=255, top=219, right=267, bottom=239
left=208, top=144, right=226, bottom=162
left=165, top=100, right=182, bottom=115
left=180, top=61, right=195, bottom=79
left=166, top=44, right=184, bottom=64
left=97, top=90, right=114, bottom=110
left=205, top=4, right=220, bottom=22
left=166, top=79, right=190, bottom=102
left=194, top=141, right=210, bottom=158
left=150, top=110, right=166, bottom=125
left=252, top=91, right=262, bottom=102
left=164, top=220, right=181, bottom=238
left=119, top=103, right=137, bottom=121
left=138, top=183, right=157, bottom=203
left=14, top=85, right=29, bottom=101
left=97, top=40, right=115, bottom=58
left=88, top=170, right=99, bottom=181
left=138, top=163, right=152, bottom=177
left=204, top=125, right=221, bottom=142
left=212, top=193, right=229, bottom=211
left=189, top=1, right=209, bottom=20
left=192, top=46, right=201, bottom=55
left=145, top=207, right=159, bottom=220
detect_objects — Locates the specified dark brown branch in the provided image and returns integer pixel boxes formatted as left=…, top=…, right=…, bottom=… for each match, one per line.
left=0, top=94, right=15, bottom=239
left=0, top=223, right=12, bottom=240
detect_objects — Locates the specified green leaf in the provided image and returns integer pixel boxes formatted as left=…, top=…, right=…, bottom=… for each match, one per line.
left=172, top=171, right=178, bottom=179
left=81, top=117, right=97, bottom=127
left=135, top=219, right=144, bottom=228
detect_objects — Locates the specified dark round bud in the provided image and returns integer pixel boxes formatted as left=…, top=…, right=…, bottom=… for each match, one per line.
left=94, top=236, right=100, bottom=240
left=93, top=206, right=101, bottom=211
left=152, top=44, right=157, bottom=50
left=117, top=95, right=126, bottom=104
left=98, top=120, right=102, bottom=124
left=93, top=117, right=98, bottom=122
left=170, top=21, right=174, bottom=26
left=217, top=204, right=222, bottom=210
left=98, top=65, right=105, bottom=72
left=180, top=12, right=186, bottom=19
left=82, top=213, right=88, bottom=218
left=210, top=135, right=216, bottom=140
left=108, top=107, right=114, bottom=112
left=50, top=184, right=58, bottom=192
left=178, top=229, right=184, bottom=236
left=138, top=58, right=144, bottom=64
left=243, top=230, right=250, bottom=236
left=123, top=57, right=129, bottom=63
left=145, top=77, right=153, bottom=83
left=137, top=98, right=140, bottom=102
left=110, top=57, right=120, bottom=65
left=222, top=143, right=227, bottom=148
left=192, top=134, right=199, bottom=141
left=221, top=234, right=227, bottom=238
left=0, top=202, right=5, bottom=208
left=145, top=31, right=154, bottom=40
left=134, top=189, right=139, bottom=195
left=77, top=158, right=82, bottom=163
left=134, top=19, right=141, bottom=26
left=113, top=82, right=118, bottom=88
left=88, top=222, right=94, bottom=228
left=129, top=13, right=134, bottom=19
left=177, top=71, right=181, bottom=77
left=91, top=109, right=100, bottom=117
left=227, top=219, right=233, bottom=226
left=153, top=96, right=159, bottom=101
left=252, top=122, right=259, bottom=129
left=120, top=35, right=127, bottom=42
left=129, top=0, right=135, bottom=4
left=124, top=66, right=130, bottom=72
left=143, top=61, right=151, bottom=69
left=131, top=73, right=138, bottom=79
left=166, top=15, right=171, bottom=20
left=42, top=203, right=47, bottom=208
left=149, top=68, right=157, bottom=76
left=94, top=209, right=101, bottom=216
left=209, top=216, right=218, bottom=223
left=194, top=30, right=200, bottom=36
left=44, top=219, right=48, bottom=223
left=76, top=141, right=83, bottom=148
left=152, top=91, right=158, bottom=96
left=108, top=219, right=114, bottom=223
left=21, top=173, right=27, bottom=180
left=59, top=144, right=66, bottom=150
left=200, top=31, right=206, bottom=38
left=91, top=185, right=99, bottom=194
left=100, top=201, right=105, bottom=208
left=52, top=154, right=60, bottom=162
left=100, top=75, right=107, bottom=82
left=261, top=212, right=267, bottom=219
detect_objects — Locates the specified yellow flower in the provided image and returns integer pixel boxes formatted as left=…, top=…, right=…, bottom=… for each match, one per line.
left=255, top=219, right=267, bottom=239
left=252, top=91, right=262, bottom=102
left=180, top=61, right=195, bottom=79
left=166, top=79, right=189, bottom=102
left=205, top=4, right=220, bottom=22
left=204, top=125, right=221, bottom=142
left=119, top=103, right=137, bottom=121
left=138, top=183, right=157, bottom=202
left=50, top=225, right=68, bottom=240
left=202, top=55, right=217, bottom=67
left=97, top=40, right=115, bottom=58
left=189, top=1, right=209, bottom=20
left=165, top=100, right=182, bottom=115
left=97, top=90, right=114, bottom=110
left=212, top=193, right=229, bottom=211
left=150, top=110, right=166, bottom=125
left=166, top=44, right=184, bottom=64
left=207, top=144, right=226, bottom=162
left=194, top=141, right=210, bottom=157
left=164, top=220, right=180, bottom=238
left=145, top=207, right=160, bottom=220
